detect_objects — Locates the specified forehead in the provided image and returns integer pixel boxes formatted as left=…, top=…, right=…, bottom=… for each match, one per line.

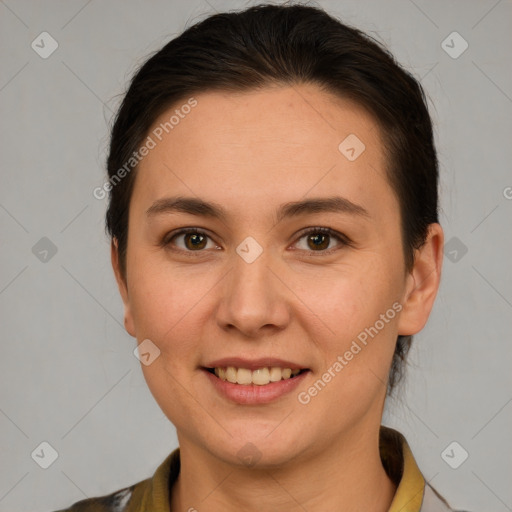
left=132, top=84, right=396, bottom=221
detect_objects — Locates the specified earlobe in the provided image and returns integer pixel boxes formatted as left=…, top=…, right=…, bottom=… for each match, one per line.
left=397, top=223, right=444, bottom=336
left=110, top=239, right=136, bottom=337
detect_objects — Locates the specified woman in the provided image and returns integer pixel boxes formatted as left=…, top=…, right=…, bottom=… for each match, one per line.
left=56, top=4, right=470, bottom=511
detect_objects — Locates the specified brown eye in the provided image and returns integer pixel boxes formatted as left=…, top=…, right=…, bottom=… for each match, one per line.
left=306, top=232, right=330, bottom=250
left=183, top=232, right=207, bottom=250
left=294, top=227, right=349, bottom=253
left=165, top=228, right=217, bottom=252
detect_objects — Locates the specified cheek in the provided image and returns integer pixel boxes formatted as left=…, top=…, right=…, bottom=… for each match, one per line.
left=298, top=271, right=401, bottom=412
left=127, top=255, right=218, bottom=352
left=303, top=268, right=403, bottom=408
left=297, top=262, right=402, bottom=343
left=129, top=264, right=212, bottom=422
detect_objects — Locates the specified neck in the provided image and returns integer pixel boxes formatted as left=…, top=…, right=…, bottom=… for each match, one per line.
left=170, top=424, right=397, bottom=512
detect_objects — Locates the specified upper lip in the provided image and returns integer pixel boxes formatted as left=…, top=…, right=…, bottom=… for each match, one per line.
left=203, top=357, right=309, bottom=371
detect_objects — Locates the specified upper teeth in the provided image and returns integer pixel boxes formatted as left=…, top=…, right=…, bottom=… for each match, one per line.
left=214, top=366, right=302, bottom=386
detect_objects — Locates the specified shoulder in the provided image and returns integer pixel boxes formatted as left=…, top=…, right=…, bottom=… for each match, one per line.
left=51, top=448, right=180, bottom=512
left=51, top=484, right=138, bottom=512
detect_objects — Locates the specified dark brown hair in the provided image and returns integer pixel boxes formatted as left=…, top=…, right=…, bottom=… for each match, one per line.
left=105, top=3, right=439, bottom=395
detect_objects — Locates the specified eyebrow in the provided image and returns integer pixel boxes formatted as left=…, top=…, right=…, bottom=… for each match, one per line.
left=146, top=195, right=369, bottom=222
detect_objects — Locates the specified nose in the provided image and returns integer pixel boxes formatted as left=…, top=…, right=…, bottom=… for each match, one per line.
left=215, top=247, right=290, bottom=338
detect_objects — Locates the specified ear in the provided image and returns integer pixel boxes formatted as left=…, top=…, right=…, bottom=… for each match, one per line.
left=397, top=223, right=444, bottom=336
left=111, top=239, right=136, bottom=337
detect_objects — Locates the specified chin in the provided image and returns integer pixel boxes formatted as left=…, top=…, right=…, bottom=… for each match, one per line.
left=205, top=423, right=308, bottom=469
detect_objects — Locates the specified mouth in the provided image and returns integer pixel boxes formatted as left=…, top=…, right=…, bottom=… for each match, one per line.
left=202, top=366, right=310, bottom=386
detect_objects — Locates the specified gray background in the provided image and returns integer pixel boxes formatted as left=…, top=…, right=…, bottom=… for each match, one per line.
left=0, top=1, right=511, bottom=511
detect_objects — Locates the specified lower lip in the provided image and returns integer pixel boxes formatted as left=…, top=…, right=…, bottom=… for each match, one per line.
left=202, top=369, right=310, bottom=405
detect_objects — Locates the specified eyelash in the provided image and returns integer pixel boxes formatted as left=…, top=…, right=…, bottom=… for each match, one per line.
left=162, top=226, right=352, bottom=257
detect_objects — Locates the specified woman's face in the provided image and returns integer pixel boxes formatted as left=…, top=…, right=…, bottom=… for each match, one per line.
left=113, top=84, right=442, bottom=467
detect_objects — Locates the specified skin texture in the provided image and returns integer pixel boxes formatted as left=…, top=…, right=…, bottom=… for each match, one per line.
left=111, top=83, right=444, bottom=512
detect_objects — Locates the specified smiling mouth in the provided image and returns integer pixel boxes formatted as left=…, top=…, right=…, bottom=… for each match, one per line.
left=204, top=366, right=309, bottom=386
